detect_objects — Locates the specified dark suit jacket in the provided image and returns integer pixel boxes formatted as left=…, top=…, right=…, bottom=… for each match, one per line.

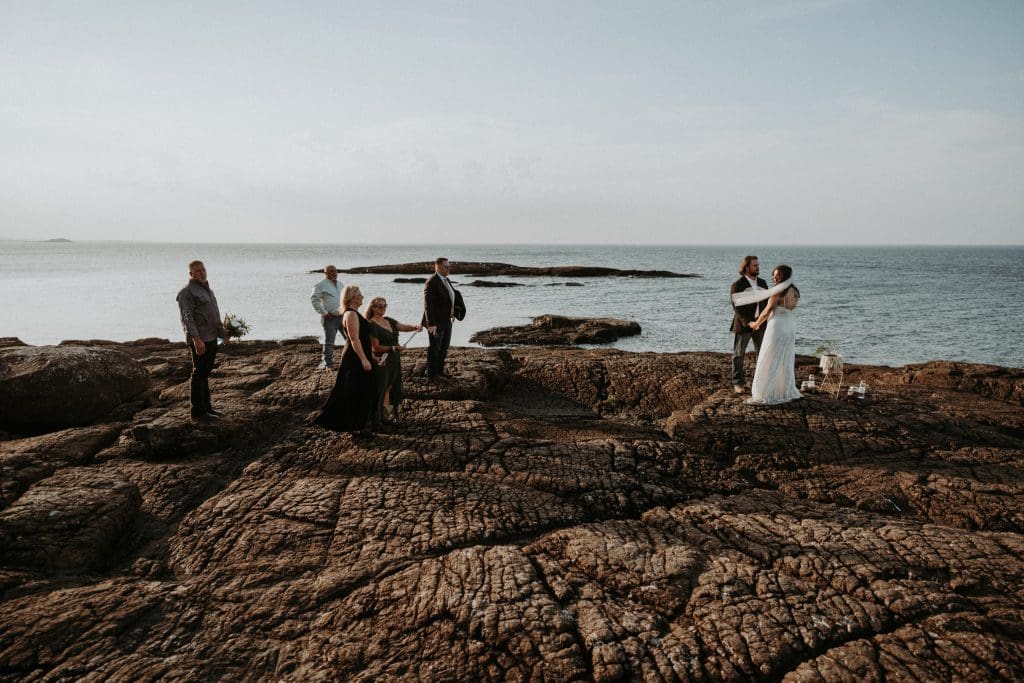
left=422, top=273, right=454, bottom=327
left=730, top=276, right=769, bottom=334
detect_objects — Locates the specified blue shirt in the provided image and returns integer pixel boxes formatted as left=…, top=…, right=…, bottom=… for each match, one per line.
left=311, top=278, right=342, bottom=315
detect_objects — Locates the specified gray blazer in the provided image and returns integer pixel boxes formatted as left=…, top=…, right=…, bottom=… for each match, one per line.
left=177, top=280, right=226, bottom=342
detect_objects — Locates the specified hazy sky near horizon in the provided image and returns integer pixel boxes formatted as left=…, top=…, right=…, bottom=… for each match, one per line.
left=2, top=1, right=1022, bottom=245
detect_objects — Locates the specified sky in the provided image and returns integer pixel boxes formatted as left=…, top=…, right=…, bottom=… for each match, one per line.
left=1, top=1, right=1022, bottom=245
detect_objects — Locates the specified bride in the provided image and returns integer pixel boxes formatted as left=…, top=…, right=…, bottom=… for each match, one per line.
left=732, top=264, right=802, bottom=405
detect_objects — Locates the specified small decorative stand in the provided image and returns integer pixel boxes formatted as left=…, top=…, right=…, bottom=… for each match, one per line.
left=818, top=353, right=844, bottom=398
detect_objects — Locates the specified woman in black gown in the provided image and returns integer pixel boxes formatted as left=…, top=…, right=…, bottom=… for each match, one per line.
left=313, top=285, right=376, bottom=435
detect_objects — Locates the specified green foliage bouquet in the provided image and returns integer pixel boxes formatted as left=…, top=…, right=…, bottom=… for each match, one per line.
left=223, top=314, right=251, bottom=341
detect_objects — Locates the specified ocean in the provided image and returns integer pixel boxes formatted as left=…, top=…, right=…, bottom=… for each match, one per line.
left=1, top=242, right=1021, bottom=369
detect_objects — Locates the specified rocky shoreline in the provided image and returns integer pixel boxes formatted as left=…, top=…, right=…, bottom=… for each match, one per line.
left=1, top=338, right=1023, bottom=680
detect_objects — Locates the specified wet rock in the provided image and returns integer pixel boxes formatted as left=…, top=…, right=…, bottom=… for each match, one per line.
left=0, top=346, right=151, bottom=432
left=471, top=315, right=642, bottom=347
left=393, top=277, right=427, bottom=283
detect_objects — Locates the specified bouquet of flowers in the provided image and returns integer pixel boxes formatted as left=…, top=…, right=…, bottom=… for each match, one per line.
left=222, top=314, right=251, bottom=341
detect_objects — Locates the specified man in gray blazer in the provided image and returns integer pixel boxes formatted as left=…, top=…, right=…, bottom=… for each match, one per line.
left=177, top=260, right=227, bottom=420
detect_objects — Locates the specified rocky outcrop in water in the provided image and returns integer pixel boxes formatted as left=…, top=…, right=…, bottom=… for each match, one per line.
left=465, top=280, right=526, bottom=287
left=1, top=339, right=1022, bottom=680
left=338, top=261, right=700, bottom=278
left=471, top=315, right=642, bottom=347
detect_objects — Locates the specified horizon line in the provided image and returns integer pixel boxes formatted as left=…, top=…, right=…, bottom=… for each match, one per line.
left=2, top=238, right=1022, bottom=249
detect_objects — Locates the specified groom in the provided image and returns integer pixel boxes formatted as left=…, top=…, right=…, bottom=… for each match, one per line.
left=730, top=255, right=768, bottom=394
left=423, top=257, right=457, bottom=380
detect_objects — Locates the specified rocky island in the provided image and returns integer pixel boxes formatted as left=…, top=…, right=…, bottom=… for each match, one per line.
left=336, top=261, right=700, bottom=278
left=1, top=338, right=1022, bottom=680
left=471, top=315, right=642, bottom=346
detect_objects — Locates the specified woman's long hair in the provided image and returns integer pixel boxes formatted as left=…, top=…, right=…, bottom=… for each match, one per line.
left=774, top=265, right=800, bottom=296
left=364, top=297, right=386, bottom=319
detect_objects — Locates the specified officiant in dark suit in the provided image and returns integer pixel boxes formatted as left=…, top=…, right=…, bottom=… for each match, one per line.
left=422, top=257, right=465, bottom=380
left=730, top=255, right=769, bottom=394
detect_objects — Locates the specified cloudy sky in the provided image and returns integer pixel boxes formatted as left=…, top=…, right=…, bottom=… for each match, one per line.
left=1, top=1, right=1021, bottom=244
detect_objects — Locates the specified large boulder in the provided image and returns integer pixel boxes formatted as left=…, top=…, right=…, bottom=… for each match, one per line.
left=0, top=346, right=151, bottom=432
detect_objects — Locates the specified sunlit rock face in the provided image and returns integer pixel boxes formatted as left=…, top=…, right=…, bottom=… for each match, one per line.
left=1, top=339, right=1022, bottom=680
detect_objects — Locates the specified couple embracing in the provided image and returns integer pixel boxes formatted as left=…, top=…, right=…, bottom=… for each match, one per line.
left=730, top=255, right=802, bottom=405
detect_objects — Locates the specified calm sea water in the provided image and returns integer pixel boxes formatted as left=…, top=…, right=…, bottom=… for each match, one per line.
left=1, top=242, right=1021, bottom=368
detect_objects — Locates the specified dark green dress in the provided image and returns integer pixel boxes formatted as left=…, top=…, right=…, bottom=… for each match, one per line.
left=367, top=317, right=404, bottom=426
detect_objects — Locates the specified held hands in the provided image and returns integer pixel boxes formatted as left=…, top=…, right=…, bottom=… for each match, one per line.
left=416, top=324, right=423, bottom=332
left=427, top=326, right=437, bottom=335
left=748, top=321, right=762, bottom=332
left=361, top=358, right=372, bottom=372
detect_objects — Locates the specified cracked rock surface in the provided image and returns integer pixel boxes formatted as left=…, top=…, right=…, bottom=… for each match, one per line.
left=1, top=339, right=1022, bottom=681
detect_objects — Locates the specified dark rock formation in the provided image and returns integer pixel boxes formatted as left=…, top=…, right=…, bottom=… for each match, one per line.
left=0, top=346, right=151, bottom=432
left=466, top=280, right=527, bottom=287
left=0, top=340, right=1022, bottom=681
left=340, top=261, right=700, bottom=278
left=471, top=315, right=642, bottom=346
left=393, top=277, right=427, bottom=283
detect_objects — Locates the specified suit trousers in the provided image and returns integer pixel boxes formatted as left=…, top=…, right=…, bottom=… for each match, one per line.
left=188, top=338, right=219, bottom=416
left=732, top=328, right=764, bottom=387
left=426, top=322, right=452, bottom=377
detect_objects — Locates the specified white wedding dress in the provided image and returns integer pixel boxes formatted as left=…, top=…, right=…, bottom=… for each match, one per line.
left=746, top=290, right=802, bottom=405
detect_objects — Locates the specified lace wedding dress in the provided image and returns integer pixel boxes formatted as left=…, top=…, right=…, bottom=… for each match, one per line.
left=746, top=291, right=802, bottom=405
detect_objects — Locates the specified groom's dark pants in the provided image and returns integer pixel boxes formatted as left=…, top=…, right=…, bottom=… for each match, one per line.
left=426, top=321, right=452, bottom=378
left=732, top=328, right=764, bottom=387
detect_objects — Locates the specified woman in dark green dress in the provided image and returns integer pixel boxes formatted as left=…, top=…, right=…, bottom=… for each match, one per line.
left=365, top=297, right=422, bottom=427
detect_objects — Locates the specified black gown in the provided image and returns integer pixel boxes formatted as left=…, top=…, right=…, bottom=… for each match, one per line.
left=313, top=309, right=376, bottom=432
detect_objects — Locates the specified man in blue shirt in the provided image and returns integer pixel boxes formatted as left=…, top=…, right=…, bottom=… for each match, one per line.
left=311, top=265, right=343, bottom=368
